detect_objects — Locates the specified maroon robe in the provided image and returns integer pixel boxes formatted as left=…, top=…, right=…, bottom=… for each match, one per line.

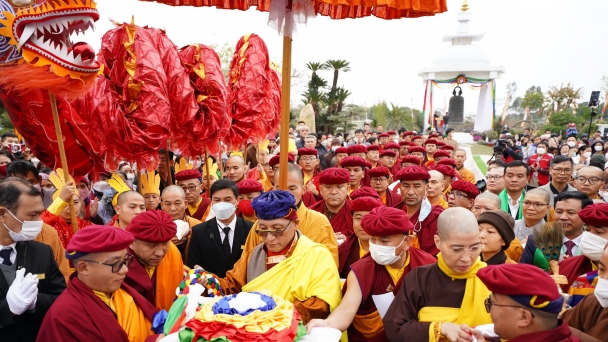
left=345, top=248, right=436, bottom=342
left=392, top=201, right=443, bottom=255
left=509, top=320, right=580, bottom=342
left=302, top=191, right=319, bottom=208
left=382, top=190, right=402, bottom=208
left=390, top=164, right=401, bottom=178
left=124, top=248, right=157, bottom=308
left=309, top=199, right=354, bottom=236
left=563, top=292, right=608, bottom=342
left=559, top=256, right=594, bottom=293
left=37, top=275, right=158, bottom=342
left=338, top=234, right=364, bottom=279
left=189, top=198, right=211, bottom=221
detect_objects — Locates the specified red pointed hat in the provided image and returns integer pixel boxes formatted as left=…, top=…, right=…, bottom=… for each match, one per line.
left=351, top=196, right=384, bottom=212
left=400, top=156, right=421, bottom=166
left=367, top=145, right=381, bottom=151
left=368, top=166, right=391, bottom=178
left=341, top=156, right=368, bottom=168
left=127, top=210, right=177, bottom=243
left=578, top=203, right=608, bottom=226
left=450, top=180, right=479, bottom=199
left=350, top=186, right=381, bottom=200
left=347, top=144, right=367, bottom=154
left=66, top=225, right=134, bottom=259
left=237, top=179, right=264, bottom=195
left=175, top=169, right=202, bottom=181
left=319, top=168, right=351, bottom=184
left=298, top=147, right=318, bottom=156
left=395, top=166, right=430, bottom=181
left=361, top=206, right=414, bottom=236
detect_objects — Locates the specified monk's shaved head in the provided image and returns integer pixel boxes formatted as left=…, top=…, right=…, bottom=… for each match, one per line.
left=116, top=190, right=144, bottom=206
left=428, top=170, right=444, bottom=182
left=437, top=207, right=479, bottom=240
left=475, top=192, right=501, bottom=208
left=226, top=155, right=245, bottom=166
left=274, top=163, right=304, bottom=185
left=161, top=185, right=186, bottom=200
left=525, top=188, right=550, bottom=203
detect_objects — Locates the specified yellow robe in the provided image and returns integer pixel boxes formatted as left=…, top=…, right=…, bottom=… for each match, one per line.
left=457, top=166, right=476, bottom=184
left=93, top=288, right=152, bottom=342
left=242, top=204, right=339, bottom=266
left=155, top=243, right=185, bottom=311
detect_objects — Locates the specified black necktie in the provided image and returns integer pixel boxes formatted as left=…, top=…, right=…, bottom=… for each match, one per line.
left=222, top=227, right=231, bottom=259
left=0, top=248, right=12, bottom=266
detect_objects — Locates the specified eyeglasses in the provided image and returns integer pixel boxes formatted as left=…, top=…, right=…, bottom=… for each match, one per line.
left=551, top=167, right=572, bottom=174
left=484, top=296, right=534, bottom=317
left=486, top=175, right=503, bottom=180
left=446, top=191, right=469, bottom=199
left=522, top=201, right=549, bottom=209
left=255, top=221, right=292, bottom=237
left=576, top=176, right=602, bottom=185
left=299, top=157, right=317, bottom=162
left=180, top=184, right=201, bottom=193
left=84, top=254, right=134, bottom=273
left=370, top=177, right=388, bottom=183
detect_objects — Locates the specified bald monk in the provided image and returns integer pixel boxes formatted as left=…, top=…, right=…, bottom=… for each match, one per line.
left=383, top=208, right=492, bottom=341
left=242, top=163, right=339, bottom=265
left=124, top=210, right=184, bottom=312
left=161, top=186, right=202, bottom=261
left=109, top=191, right=146, bottom=229
left=309, top=168, right=354, bottom=239
left=175, top=169, right=211, bottom=222
left=308, top=207, right=436, bottom=342
left=225, top=155, right=248, bottom=184
left=338, top=196, right=384, bottom=278
left=427, top=170, right=448, bottom=209
left=38, top=226, right=162, bottom=342
left=219, top=190, right=342, bottom=324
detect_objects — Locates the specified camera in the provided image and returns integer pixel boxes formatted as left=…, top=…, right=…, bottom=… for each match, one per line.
left=493, top=139, right=510, bottom=154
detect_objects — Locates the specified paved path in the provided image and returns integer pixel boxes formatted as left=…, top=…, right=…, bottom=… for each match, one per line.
left=450, top=132, right=489, bottom=182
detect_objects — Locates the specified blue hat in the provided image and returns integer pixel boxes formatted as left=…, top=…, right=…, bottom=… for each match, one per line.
left=251, top=190, right=298, bottom=221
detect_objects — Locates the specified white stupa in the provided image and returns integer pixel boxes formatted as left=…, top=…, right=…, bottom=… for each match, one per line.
left=418, top=0, right=505, bottom=133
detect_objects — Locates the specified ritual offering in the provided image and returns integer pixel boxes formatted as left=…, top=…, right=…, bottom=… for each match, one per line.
left=176, top=268, right=223, bottom=299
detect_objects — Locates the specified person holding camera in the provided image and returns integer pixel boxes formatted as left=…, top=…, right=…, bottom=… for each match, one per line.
left=499, top=139, right=524, bottom=163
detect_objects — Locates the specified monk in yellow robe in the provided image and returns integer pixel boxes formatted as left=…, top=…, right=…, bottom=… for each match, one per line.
left=219, top=190, right=342, bottom=324
left=161, top=185, right=202, bottom=262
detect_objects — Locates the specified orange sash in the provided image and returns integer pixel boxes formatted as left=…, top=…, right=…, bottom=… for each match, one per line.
left=114, top=288, right=152, bottom=342
left=155, top=243, right=184, bottom=311
left=352, top=310, right=384, bottom=339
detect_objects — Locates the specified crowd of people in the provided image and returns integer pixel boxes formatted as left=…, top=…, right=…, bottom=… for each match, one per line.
left=1, top=122, right=608, bottom=342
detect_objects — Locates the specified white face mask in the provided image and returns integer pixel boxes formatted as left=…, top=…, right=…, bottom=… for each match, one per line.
left=3, top=209, right=43, bottom=242
left=126, top=173, right=135, bottom=180
left=579, top=231, right=608, bottom=261
left=595, top=146, right=604, bottom=152
left=536, top=148, right=546, bottom=155
left=567, top=141, right=576, bottom=147
left=213, top=201, right=237, bottom=220
left=584, top=152, right=592, bottom=158
left=594, top=278, right=608, bottom=308
left=332, top=146, right=338, bottom=152
left=369, top=236, right=406, bottom=265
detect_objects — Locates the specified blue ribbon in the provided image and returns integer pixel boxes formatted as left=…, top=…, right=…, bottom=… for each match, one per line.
left=152, top=310, right=168, bottom=334
left=212, top=292, right=276, bottom=316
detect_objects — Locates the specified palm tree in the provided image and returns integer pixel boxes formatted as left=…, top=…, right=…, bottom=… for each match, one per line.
left=302, top=87, right=324, bottom=116
left=335, top=87, right=352, bottom=113
left=305, top=62, right=327, bottom=81
left=543, top=83, right=583, bottom=116
left=385, top=103, right=408, bottom=130
left=324, top=60, right=350, bottom=92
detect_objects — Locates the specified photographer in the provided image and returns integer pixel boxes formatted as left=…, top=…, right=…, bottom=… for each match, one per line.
left=495, top=138, right=524, bottom=163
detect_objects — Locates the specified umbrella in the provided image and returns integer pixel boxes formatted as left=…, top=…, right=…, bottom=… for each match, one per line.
left=142, top=0, right=448, bottom=188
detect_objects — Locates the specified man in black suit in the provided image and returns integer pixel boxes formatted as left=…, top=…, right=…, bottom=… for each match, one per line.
left=187, top=179, right=253, bottom=277
left=0, top=177, right=66, bottom=341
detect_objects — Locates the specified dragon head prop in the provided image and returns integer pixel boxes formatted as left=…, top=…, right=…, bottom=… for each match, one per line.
left=0, top=0, right=100, bottom=95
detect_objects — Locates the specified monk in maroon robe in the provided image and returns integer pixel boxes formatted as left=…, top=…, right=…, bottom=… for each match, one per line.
left=337, top=196, right=384, bottom=278
left=309, top=168, right=354, bottom=237
left=38, top=226, right=160, bottom=342
left=307, top=206, right=435, bottom=342
left=176, top=169, right=211, bottom=221
left=340, top=156, right=368, bottom=194
left=368, top=166, right=401, bottom=207
left=391, top=166, right=443, bottom=255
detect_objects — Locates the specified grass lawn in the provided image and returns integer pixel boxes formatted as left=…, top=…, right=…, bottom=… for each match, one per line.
left=470, top=143, right=493, bottom=175
left=474, top=156, right=488, bottom=175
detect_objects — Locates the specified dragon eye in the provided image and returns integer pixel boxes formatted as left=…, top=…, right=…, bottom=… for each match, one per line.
left=11, top=0, right=35, bottom=7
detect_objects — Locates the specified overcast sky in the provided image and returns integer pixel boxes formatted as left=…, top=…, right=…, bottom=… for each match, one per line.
left=83, top=0, right=608, bottom=116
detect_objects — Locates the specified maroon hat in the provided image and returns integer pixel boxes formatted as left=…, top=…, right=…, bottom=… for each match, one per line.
left=441, top=145, right=455, bottom=151
left=361, top=206, right=414, bottom=236
left=428, top=133, right=439, bottom=138
left=395, top=166, right=430, bottom=181
left=378, top=133, right=390, bottom=138
left=367, top=145, right=380, bottom=152
left=341, top=156, right=368, bottom=168
left=350, top=186, right=381, bottom=200
left=237, top=179, right=264, bottom=195
left=432, top=164, right=456, bottom=178
left=347, top=144, right=367, bottom=155
left=335, top=147, right=348, bottom=154
left=400, top=156, right=422, bottom=166
left=477, top=264, right=564, bottom=314
left=351, top=196, right=384, bottom=212
left=432, top=150, right=451, bottom=159
left=298, top=147, right=318, bottom=156
left=398, top=141, right=410, bottom=147
left=424, top=139, right=438, bottom=146
left=436, top=141, right=446, bottom=147
left=319, top=168, right=351, bottom=185
left=408, top=146, right=425, bottom=154
left=436, top=158, right=457, bottom=168
left=269, top=153, right=295, bottom=168
left=127, top=210, right=177, bottom=243
left=578, top=203, right=608, bottom=227
left=402, top=131, right=414, bottom=137
left=368, top=166, right=391, bottom=178
left=66, top=225, right=134, bottom=259
left=379, top=150, right=398, bottom=158
left=387, top=130, right=396, bottom=135
left=412, top=135, right=422, bottom=141
left=175, top=169, right=201, bottom=181
left=384, top=142, right=400, bottom=150
left=450, top=180, right=479, bottom=199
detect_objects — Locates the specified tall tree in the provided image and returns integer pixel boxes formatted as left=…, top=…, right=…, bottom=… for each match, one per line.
left=324, top=60, right=350, bottom=93
left=543, top=83, right=583, bottom=115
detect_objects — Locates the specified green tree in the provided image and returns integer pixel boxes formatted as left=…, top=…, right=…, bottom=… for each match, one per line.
left=324, top=60, right=350, bottom=93
left=543, top=83, right=583, bottom=116
left=543, top=111, right=586, bottom=135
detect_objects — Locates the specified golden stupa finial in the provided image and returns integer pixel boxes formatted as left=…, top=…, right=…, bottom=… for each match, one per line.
left=461, top=0, right=469, bottom=11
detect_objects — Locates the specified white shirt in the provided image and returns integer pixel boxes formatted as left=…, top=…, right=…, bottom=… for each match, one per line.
left=513, top=219, right=546, bottom=242
left=507, top=193, right=522, bottom=219
left=0, top=242, right=17, bottom=265
left=216, top=216, right=237, bottom=249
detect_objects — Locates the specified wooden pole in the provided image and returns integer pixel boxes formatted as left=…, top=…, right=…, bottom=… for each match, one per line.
left=164, top=141, right=173, bottom=185
left=218, top=140, right=224, bottom=178
left=49, top=93, right=78, bottom=234
left=204, top=149, right=211, bottom=196
left=278, top=36, right=292, bottom=190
